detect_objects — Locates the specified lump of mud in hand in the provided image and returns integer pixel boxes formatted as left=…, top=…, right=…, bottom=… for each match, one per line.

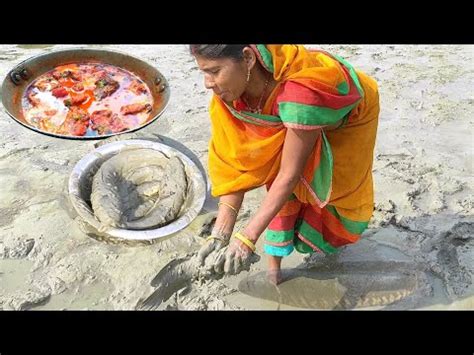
left=90, top=148, right=188, bottom=231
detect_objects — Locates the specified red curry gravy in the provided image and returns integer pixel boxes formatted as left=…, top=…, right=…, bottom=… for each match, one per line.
left=22, top=62, right=154, bottom=137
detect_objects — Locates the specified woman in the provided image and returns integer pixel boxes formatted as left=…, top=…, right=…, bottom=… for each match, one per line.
left=191, top=45, right=379, bottom=284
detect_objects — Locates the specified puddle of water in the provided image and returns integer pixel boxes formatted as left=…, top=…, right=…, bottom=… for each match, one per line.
left=225, top=291, right=301, bottom=310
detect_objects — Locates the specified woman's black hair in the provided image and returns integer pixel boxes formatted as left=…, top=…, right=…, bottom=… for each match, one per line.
left=189, top=45, right=249, bottom=61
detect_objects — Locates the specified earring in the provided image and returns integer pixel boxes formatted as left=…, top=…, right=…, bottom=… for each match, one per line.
left=246, top=69, right=250, bottom=82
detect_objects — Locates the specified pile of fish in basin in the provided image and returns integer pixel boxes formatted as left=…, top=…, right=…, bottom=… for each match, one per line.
left=68, top=139, right=207, bottom=245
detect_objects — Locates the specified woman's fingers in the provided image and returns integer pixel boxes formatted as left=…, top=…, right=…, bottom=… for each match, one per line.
left=233, top=255, right=242, bottom=274
left=197, top=240, right=222, bottom=266
left=212, top=248, right=226, bottom=274
left=224, top=250, right=236, bottom=274
left=197, top=242, right=213, bottom=265
left=197, top=238, right=259, bottom=276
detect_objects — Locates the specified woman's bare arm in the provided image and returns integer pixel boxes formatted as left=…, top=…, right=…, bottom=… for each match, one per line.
left=241, top=127, right=320, bottom=243
left=212, top=191, right=245, bottom=239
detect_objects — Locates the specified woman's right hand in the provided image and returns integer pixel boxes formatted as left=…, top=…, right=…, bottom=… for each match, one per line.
left=197, top=192, right=244, bottom=270
left=197, top=235, right=229, bottom=266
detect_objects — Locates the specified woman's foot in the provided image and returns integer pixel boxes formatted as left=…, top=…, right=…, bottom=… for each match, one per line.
left=267, top=269, right=283, bottom=285
left=267, top=255, right=283, bottom=285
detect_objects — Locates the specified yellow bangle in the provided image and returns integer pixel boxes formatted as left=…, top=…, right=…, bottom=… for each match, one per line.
left=218, top=202, right=238, bottom=216
left=233, top=232, right=256, bottom=252
left=205, top=235, right=227, bottom=244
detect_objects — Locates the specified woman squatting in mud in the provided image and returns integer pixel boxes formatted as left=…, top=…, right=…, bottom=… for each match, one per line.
left=191, top=45, right=380, bottom=284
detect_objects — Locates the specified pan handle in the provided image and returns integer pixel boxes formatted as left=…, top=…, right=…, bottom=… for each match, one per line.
left=9, top=68, right=30, bottom=85
left=154, top=76, right=167, bottom=93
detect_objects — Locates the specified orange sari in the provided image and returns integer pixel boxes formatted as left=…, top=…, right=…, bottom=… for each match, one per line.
left=208, top=45, right=379, bottom=255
